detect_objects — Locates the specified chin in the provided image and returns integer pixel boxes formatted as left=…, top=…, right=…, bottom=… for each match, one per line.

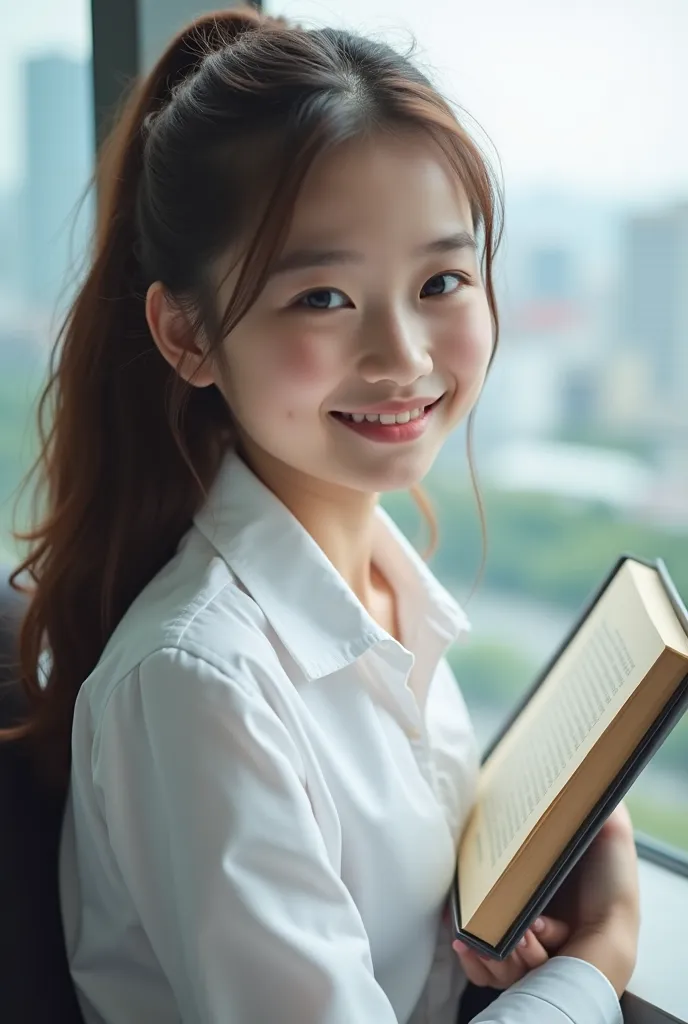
left=348, top=453, right=437, bottom=494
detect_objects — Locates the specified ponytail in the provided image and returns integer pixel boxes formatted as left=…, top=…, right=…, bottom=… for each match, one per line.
left=2, top=8, right=263, bottom=785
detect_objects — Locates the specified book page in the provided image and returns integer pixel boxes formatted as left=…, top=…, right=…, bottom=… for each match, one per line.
left=627, top=560, right=688, bottom=657
left=458, top=560, right=666, bottom=923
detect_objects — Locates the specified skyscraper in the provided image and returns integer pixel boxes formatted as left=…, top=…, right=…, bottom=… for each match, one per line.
left=617, top=202, right=688, bottom=418
left=22, top=54, right=94, bottom=319
left=529, top=245, right=577, bottom=303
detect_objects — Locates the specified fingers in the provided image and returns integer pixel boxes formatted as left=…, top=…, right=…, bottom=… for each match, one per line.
left=452, top=941, right=496, bottom=987
left=530, top=915, right=570, bottom=951
left=512, top=929, right=549, bottom=972
left=454, top=933, right=542, bottom=989
left=453, top=920, right=568, bottom=989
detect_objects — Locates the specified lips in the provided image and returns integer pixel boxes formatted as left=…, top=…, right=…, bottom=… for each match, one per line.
left=329, top=395, right=444, bottom=444
left=334, top=406, right=426, bottom=425
left=330, top=397, right=443, bottom=423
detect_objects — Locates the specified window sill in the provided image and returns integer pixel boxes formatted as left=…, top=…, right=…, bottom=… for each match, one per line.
left=622, top=850, right=688, bottom=1022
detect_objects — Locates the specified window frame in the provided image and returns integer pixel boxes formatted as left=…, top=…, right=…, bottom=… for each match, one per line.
left=636, top=833, right=688, bottom=879
left=91, top=0, right=139, bottom=147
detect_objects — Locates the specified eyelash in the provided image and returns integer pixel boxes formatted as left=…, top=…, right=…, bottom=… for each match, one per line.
left=290, top=272, right=470, bottom=311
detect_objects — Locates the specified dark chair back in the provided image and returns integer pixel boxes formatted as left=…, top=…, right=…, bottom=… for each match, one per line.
left=0, top=569, right=84, bottom=1023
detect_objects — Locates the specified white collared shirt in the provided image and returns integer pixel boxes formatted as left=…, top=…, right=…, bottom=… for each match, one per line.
left=59, top=452, right=622, bottom=1024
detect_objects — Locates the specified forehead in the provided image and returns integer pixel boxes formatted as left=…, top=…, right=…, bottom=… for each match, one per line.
left=286, top=131, right=474, bottom=240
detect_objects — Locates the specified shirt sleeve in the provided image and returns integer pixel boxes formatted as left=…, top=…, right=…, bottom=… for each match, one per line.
left=469, top=957, right=623, bottom=1024
left=93, top=646, right=399, bottom=1024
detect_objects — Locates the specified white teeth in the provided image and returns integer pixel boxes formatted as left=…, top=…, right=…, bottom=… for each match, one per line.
left=339, top=407, right=425, bottom=424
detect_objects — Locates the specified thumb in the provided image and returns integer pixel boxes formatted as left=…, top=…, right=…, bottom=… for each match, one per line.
left=531, top=915, right=570, bottom=951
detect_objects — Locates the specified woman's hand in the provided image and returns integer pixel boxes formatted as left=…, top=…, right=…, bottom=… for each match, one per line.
left=556, top=802, right=640, bottom=997
left=452, top=803, right=640, bottom=996
left=452, top=915, right=569, bottom=988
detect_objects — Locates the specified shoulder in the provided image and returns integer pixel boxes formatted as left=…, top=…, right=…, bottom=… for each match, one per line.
left=79, top=525, right=290, bottom=731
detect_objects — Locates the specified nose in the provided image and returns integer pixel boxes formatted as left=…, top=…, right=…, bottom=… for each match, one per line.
left=357, top=308, right=433, bottom=386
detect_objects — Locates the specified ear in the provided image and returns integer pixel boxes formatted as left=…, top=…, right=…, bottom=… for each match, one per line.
left=145, top=281, right=216, bottom=388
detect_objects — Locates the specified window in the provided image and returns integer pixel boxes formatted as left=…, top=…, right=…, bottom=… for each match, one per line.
left=0, top=0, right=94, bottom=562
left=265, top=0, right=688, bottom=859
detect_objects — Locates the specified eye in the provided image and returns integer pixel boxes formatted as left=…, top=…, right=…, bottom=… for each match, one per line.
left=420, top=272, right=466, bottom=298
left=292, top=288, right=351, bottom=311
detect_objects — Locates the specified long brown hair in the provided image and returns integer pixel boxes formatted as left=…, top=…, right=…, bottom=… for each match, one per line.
left=2, top=6, right=502, bottom=786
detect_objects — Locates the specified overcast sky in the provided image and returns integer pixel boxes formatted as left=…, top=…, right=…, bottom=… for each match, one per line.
left=0, top=0, right=685, bottom=202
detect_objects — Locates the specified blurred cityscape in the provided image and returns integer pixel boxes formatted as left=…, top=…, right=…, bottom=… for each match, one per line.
left=1, top=45, right=687, bottom=851
left=476, top=193, right=688, bottom=527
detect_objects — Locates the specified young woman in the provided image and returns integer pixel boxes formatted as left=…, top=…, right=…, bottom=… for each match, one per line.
left=6, top=7, right=639, bottom=1023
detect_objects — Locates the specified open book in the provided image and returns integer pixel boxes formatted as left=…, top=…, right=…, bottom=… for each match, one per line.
left=451, top=554, right=688, bottom=960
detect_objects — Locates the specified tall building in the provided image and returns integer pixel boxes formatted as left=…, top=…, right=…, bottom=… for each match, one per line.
left=617, top=202, right=688, bottom=419
left=22, top=54, right=94, bottom=319
left=0, top=185, right=23, bottom=302
left=529, top=245, right=577, bottom=303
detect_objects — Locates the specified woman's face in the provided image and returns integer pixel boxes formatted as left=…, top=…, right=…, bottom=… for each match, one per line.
left=179, top=132, right=494, bottom=496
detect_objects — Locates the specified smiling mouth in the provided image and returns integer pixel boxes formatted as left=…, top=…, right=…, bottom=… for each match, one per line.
left=330, top=398, right=442, bottom=425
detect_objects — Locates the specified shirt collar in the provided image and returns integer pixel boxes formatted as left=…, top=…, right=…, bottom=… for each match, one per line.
left=193, top=452, right=470, bottom=682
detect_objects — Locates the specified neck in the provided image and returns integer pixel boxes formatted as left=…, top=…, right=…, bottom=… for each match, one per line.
left=239, top=445, right=379, bottom=601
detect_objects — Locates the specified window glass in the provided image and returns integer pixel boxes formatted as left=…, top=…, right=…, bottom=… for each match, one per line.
left=0, top=0, right=93, bottom=561
left=265, top=0, right=688, bottom=855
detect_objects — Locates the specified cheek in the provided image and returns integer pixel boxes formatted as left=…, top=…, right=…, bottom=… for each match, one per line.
left=443, top=299, right=494, bottom=376
left=271, top=333, right=335, bottom=388
left=227, top=324, right=344, bottom=417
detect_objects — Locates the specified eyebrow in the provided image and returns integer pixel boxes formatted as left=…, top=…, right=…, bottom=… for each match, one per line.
left=267, top=230, right=477, bottom=277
